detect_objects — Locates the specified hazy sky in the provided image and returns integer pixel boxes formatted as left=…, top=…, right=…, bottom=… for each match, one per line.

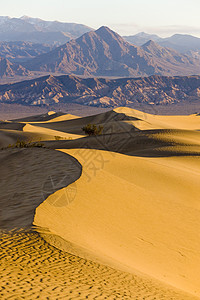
left=1, top=0, right=200, bottom=37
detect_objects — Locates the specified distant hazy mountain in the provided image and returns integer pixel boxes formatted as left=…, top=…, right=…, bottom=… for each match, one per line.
left=124, top=32, right=200, bottom=54
left=159, top=34, right=200, bottom=54
left=124, top=32, right=161, bottom=46
left=0, top=56, right=31, bottom=77
left=0, top=41, right=55, bottom=63
left=0, top=16, right=93, bottom=45
left=0, top=74, right=200, bottom=107
left=23, top=26, right=200, bottom=77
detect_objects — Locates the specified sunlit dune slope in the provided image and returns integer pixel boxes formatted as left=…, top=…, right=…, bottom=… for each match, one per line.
left=34, top=147, right=200, bottom=298
left=23, top=123, right=84, bottom=140
left=114, top=107, right=200, bottom=130
left=1, top=230, right=196, bottom=300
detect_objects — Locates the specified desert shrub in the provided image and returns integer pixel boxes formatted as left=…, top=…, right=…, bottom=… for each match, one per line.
left=15, top=139, right=44, bottom=148
left=82, top=124, right=103, bottom=136
left=54, top=136, right=62, bottom=140
left=1, top=139, right=45, bottom=150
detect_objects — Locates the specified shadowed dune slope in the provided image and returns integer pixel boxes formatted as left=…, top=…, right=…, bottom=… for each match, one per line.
left=0, top=121, right=25, bottom=131
left=12, top=111, right=80, bottom=123
left=11, top=111, right=65, bottom=122
left=0, top=130, right=41, bottom=148
left=44, top=129, right=200, bottom=157
left=0, top=148, right=81, bottom=229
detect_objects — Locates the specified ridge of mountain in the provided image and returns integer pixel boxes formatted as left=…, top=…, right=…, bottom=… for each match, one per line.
left=0, top=56, right=31, bottom=77
left=124, top=32, right=200, bottom=54
left=0, top=74, right=200, bottom=107
left=0, top=41, right=54, bottom=63
left=0, top=16, right=93, bottom=45
left=23, top=26, right=200, bottom=77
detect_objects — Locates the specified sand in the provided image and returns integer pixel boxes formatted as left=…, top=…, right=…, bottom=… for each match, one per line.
left=0, top=107, right=200, bottom=299
left=34, top=148, right=200, bottom=298
left=0, top=148, right=81, bottom=230
left=1, top=230, right=197, bottom=300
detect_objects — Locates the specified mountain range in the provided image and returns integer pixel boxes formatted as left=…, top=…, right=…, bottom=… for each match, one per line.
left=0, top=41, right=54, bottom=63
left=22, top=26, right=200, bottom=77
left=0, top=74, right=200, bottom=107
left=124, top=32, right=200, bottom=54
left=0, top=16, right=92, bottom=45
left=1, top=17, right=200, bottom=79
left=0, top=57, right=31, bottom=77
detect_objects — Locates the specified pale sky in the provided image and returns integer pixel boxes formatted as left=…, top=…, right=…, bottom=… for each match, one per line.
left=1, top=0, right=200, bottom=37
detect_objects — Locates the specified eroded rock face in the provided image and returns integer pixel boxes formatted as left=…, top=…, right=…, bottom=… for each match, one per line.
left=0, top=73, right=200, bottom=107
left=0, top=56, right=31, bottom=78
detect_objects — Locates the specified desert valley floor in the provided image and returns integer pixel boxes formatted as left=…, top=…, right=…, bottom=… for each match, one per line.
left=0, top=107, right=200, bottom=299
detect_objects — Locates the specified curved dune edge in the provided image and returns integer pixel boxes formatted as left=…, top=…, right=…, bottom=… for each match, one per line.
left=34, top=148, right=200, bottom=298
left=0, top=147, right=82, bottom=230
left=23, top=123, right=84, bottom=140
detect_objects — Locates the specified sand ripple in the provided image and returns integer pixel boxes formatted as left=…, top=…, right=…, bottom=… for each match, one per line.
left=0, top=230, right=197, bottom=300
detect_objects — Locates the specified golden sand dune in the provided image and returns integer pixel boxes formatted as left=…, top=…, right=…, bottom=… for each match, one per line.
left=23, top=123, right=84, bottom=140
left=24, top=107, right=200, bottom=137
left=0, top=148, right=196, bottom=299
left=114, top=107, right=200, bottom=130
left=26, top=109, right=139, bottom=135
left=1, top=107, right=200, bottom=299
left=34, top=148, right=200, bottom=298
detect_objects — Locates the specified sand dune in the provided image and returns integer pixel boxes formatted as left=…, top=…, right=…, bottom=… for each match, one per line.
left=34, top=148, right=200, bottom=298
left=114, top=107, right=200, bottom=130
left=1, top=229, right=197, bottom=300
left=0, top=121, right=25, bottom=131
left=24, top=107, right=200, bottom=136
left=43, top=129, right=200, bottom=158
left=19, top=112, right=80, bottom=124
left=11, top=111, right=65, bottom=123
left=1, top=107, right=200, bottom=299
left=23, top=123, right=84, bottom=140
left=0, top=148, right=81, bottom=229
left=25, top=109, right=139, bottom=135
